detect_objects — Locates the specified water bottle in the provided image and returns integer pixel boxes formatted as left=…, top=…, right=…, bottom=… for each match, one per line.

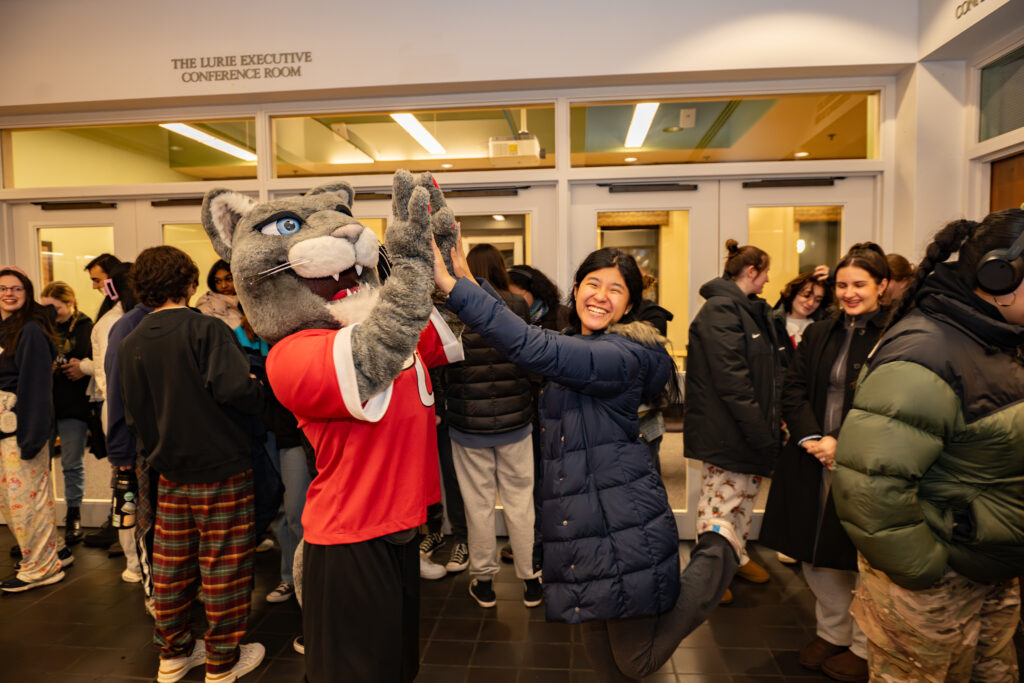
left=111, top=469, right=138, bottom=529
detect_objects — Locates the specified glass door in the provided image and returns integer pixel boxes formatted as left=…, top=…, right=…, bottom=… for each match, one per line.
left=718, top=175, right=877, bottom=536
left=10, top=201, right=134, bottom=527
left=570, top=181, right=720, bottom=538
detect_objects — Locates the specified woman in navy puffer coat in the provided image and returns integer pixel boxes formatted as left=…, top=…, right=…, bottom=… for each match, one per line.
left=435, top=244, right=738, bottom=681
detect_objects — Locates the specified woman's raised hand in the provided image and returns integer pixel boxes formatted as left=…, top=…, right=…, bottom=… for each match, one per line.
left=432, top=228, right=476, bottom=294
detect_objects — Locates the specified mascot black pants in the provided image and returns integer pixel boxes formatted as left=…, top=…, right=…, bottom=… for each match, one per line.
left=302, top=533, right=419, bottom=682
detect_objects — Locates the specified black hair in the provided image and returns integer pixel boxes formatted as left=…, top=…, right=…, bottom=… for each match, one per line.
left=778, top=270, right=833, bottom=315
left=567, top=248, right=643, bottom=333
left=835, top=242, right=890, bottom=284
left=107, top=261, right=138, bottom=313
left=0, top=268, right=57, bottom=357
left=466, top=244, right=511, bottom=290
left=723, top=239, right=769, bottom=279
left=891, top=209, right=1024, bottom=325
left=507, top=265, right=563, bottom=315
left=85, top=253, right=121, bottom=275
left=206, top=259, right=232, bottom=292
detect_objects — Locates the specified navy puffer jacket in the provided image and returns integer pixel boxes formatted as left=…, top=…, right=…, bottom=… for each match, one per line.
left=446, top=278, right=679, bottom=624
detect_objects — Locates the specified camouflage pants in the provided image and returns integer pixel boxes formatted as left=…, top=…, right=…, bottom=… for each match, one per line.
left=852, top=554, right=1020, bottom=682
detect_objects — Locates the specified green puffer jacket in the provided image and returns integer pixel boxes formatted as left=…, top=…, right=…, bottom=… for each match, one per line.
left=833, top=263, right=1024, bottom=590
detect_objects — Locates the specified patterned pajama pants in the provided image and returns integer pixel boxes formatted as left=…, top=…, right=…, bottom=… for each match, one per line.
left=0, top=437, right=63, bottom=582
left=853, top=555, right=1020, bottom=683
left=695, top=464, right=762, bottom=566
left=153, top=470, right=255, bottom=676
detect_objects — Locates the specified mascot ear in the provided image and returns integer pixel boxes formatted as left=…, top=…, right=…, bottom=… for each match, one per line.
left=202, top=189, right=258, bottom=262
left=306, top=182, right=355, bottom=214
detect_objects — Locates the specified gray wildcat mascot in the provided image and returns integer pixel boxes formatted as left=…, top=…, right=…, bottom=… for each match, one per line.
left=202, top=170, right=463, bottom=683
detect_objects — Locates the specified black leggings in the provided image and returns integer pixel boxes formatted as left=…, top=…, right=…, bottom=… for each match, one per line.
left=581, top=532, right=738, bottom=681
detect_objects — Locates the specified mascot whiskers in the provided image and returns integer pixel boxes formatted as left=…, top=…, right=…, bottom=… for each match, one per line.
left=202, top=170, right=463, bottom=683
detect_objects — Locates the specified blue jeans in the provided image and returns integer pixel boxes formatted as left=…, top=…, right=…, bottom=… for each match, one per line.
left=266, top=433, right=312, bottom=585
left=55, top=417, right=88, bottom=508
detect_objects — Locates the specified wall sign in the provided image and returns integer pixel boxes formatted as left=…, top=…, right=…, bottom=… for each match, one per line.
left=954, top=0, right=986, bottom=20
left=171, top=51, right=312, bottom=83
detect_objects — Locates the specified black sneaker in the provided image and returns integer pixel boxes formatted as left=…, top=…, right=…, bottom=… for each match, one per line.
left=9, top=545, right=20, bottom=558
left=1, top=570, right=65, bottom=593
left=107, top=541, right=124, bottom=558
left=419, top=531, right=443, bottom=558
left=468, top=578, right=496, bottom=608
left=444, top=542, right=469, bottom=572
left=500, top=544, right=514, bottom=562
left=14, top=546, right=73, bottom=572
left=523, top=578, right=543, bottom=607
left=83, top=517, right=117, bottom=548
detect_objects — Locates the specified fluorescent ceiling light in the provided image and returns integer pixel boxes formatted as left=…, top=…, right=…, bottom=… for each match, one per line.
left=390, top=113, right=446, bottom=155
left=624, top=103, right=659, bottom=149
left=440, top=163, right=454, bottom=169
left=492, top=214, right=506, bottom=221
left=160, top=123, right=257, bottom=162
left=794, top=151, right=810, bottom=158
left=624, top=157, right=638, bottom=162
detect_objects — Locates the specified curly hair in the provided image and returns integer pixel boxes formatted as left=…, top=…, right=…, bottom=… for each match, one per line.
left=130, top=246, right=199, bottom=308
left=777, top=270, right=832, bottom=315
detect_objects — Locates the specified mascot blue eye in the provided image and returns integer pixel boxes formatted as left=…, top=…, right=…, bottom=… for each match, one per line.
left=261, top=217, right=302, bottom=236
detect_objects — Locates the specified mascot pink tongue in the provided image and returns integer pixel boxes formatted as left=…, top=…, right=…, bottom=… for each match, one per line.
left=201, top=171, right=463, bottom=683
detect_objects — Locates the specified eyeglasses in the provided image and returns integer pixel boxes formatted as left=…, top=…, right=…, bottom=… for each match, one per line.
left=0, top=286, right=25, bottom=294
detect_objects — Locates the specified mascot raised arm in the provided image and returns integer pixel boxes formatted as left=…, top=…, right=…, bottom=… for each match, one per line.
left=202, top=170, right=462, bottom=683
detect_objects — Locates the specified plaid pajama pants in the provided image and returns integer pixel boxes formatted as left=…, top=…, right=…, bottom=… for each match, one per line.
left=152, top=470, right=255, bottom=676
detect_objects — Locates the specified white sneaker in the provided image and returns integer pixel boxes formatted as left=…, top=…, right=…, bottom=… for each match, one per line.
left=265, top=582, right=294, bottom=603
left=145, top=597, right=157, bottom=619
left=419, top=555, right=447, bottom=580
left=204, top=642, right=265, bottom=683
left=122, top=568, right=143, bottom=583
left=776, top=551, right=798, bottom=565
left=157, top=639, right=205, bottom=683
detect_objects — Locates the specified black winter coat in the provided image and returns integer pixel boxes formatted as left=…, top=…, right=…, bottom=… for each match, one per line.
left=759, top=311, right=887, bottom=570
left=445, top=289, right=534, bottom=435
left=684, top=278, right=781, bottom=476
left=52, top=312, right=93, bottom=422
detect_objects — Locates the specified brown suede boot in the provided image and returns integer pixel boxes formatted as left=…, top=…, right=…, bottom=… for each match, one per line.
left=798, top=637, right=846, bottom=670
left=736, top=558, right=770, bottom=583
left=821, top=650, right=868, bottom=682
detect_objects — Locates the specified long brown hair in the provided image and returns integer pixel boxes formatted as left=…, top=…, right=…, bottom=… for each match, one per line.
left=0, top=269, right=57, bottom=357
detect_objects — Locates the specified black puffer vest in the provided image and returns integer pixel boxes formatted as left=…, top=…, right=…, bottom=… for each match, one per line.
left=445, top=289, right=534, bottom=434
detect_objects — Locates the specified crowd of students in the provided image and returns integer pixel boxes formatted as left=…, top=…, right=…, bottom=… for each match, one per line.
left=0, top=207, right=1021, bottom=683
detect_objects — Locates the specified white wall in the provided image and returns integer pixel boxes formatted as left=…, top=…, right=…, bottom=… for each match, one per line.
left=0, top=0, right=919, bottom=111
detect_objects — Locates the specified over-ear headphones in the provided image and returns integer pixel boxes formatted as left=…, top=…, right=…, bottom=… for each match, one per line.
left=976, top=228, right=1024, bottom=295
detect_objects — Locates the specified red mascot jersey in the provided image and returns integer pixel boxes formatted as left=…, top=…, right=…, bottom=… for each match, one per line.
left=267, top=309, right=463, bottom=545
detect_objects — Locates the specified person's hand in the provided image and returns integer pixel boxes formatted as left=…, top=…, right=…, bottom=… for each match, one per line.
left=62, top=358, right=86, bottom=381
left=813, top=264, right=830, bottom=281
left=804, top=436, right=838, bottom=469
left=432, top=239, right=458, bottom=294
left=450, top=229, right=472, bottom=280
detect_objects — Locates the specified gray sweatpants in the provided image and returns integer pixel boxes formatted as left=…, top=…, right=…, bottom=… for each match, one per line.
left=581, top=532, right=739, bottom=681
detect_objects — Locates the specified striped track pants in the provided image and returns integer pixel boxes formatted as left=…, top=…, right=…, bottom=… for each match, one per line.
left=153, top=470, right=255, bottom=676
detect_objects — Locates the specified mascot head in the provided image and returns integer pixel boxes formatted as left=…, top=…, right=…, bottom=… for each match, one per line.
left=201, top=182, right=381, bottom=344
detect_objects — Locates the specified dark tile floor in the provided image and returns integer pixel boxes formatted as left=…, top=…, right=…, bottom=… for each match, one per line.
left=1, top=527, right=1020, bottom=682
